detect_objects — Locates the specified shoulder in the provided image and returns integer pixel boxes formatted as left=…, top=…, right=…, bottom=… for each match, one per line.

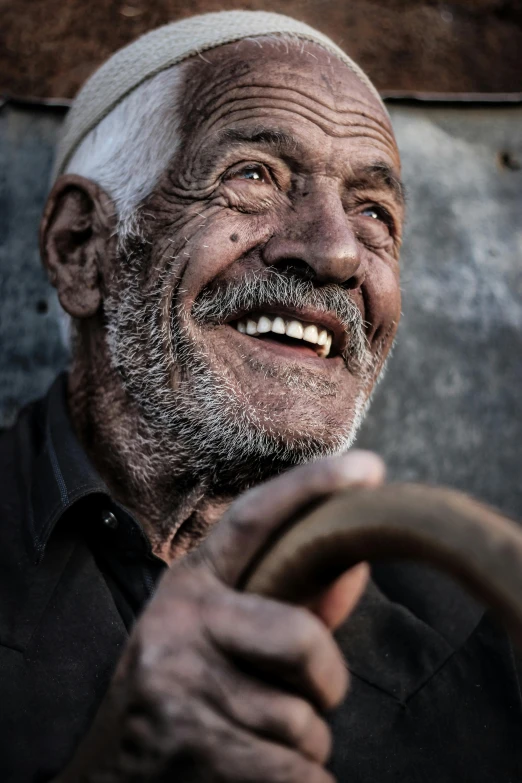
left=0, top=394, right=63, bottom=650
left=0, top=396, right=46, bottom=566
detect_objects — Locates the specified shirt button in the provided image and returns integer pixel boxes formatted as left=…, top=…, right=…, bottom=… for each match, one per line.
left=101, top=510, right=119, bottom=530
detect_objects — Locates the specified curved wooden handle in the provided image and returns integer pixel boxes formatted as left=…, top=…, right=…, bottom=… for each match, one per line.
left=239, top=484, right=522, bottom=646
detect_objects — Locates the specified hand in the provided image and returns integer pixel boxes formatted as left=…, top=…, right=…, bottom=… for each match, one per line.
left=56, top=451, right=384, bottom=783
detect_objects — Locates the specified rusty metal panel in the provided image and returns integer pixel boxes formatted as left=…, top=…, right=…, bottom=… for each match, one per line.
left=1, top=100, right=521, bottom=518
left=1, top=0, right=522, bottom=99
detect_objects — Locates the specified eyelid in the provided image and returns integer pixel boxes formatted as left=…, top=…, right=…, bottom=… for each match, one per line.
left=355, top=200, right=397, bottom=236
left=368, top=205, right=394, bottom=227
left=223, top=161, right=266, bottom=178
left=222, top=158, right=285, bottom=189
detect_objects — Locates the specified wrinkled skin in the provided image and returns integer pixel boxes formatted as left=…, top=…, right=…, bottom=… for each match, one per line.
left=41, top=39, right=404, bottom=782
left=55, top=453, right=382, bottom=783
left=41, top=40, right=403, bottom=559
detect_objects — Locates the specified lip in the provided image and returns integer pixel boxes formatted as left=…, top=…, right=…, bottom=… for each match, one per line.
left=222, top=304, right=350, bottom=357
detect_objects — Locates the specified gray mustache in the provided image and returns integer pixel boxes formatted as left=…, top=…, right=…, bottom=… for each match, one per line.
left=191, top=271, right=370, bottom=368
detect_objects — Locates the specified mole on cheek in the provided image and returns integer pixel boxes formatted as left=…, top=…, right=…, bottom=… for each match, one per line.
left=230, top=233, right=239, bottom=242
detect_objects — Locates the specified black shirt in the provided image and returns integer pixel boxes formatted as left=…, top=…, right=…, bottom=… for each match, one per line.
left=0, top=375, right=521, bottom=782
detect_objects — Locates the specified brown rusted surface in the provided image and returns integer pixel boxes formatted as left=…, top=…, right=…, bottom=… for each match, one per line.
left=242, top=483, right=522, bottom=647
left=1, top=0, right=521, bottom=101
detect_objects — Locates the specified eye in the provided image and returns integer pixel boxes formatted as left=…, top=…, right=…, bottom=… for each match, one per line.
left=227, top=163, right=272, bottom=184
left=361, top=205, right=394, bottom=232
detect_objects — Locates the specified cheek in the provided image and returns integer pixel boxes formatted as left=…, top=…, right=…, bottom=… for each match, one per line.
left=363, top=256, right=401, bottom=347
left=179, top=212, right=276, bottom=305
left=352, top=218, right=394, bottom=253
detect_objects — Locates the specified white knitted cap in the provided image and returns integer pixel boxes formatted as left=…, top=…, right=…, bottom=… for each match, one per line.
left=53, top=10, right=386, bottom=179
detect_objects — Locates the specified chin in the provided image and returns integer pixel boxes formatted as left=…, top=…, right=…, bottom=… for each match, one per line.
left=160, top=316, right=372, bottom=479
left=246, top=391, right=366, bottom=452
left=171, top=363, right=368, bottom=483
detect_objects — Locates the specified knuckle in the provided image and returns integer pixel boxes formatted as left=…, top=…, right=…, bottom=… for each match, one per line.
left=300, top=456, right=342, bottom=487
left=326, top=664, right=350, bottom=708
left=224, top=488, right=260, bottom=526
left=291, top=608, right=325, bottom=664
left=285, top=701, right=331, bottom=764
left=270, top=753, right=303, bottom=783
left=122, top=631, right=208, bottom=722
left=286, top=609, right=349, bottom=709
left=272, top=755, right=333, bottom=783
left=120, top=686, right=222, bottom=772
left=285, top=700, right=316, bottom=744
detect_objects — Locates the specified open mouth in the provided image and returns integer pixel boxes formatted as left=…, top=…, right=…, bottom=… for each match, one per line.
left=232, top=312, right=335, bottom=358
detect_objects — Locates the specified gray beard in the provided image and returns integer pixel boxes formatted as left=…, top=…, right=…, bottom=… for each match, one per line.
left=103, top=228, right=379, bottom=492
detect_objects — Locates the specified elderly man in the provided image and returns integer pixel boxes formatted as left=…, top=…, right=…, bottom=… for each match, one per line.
left=0, top=10, right=520, bottom=783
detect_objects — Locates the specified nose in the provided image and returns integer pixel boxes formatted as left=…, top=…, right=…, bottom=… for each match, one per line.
left=262, top=186, right=364, bottom=288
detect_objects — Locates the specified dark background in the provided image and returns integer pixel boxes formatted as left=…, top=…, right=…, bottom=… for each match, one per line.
left=1, top=1, right=521, bottom=520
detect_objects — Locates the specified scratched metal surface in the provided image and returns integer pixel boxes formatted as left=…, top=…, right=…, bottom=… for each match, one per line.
left=1, top=101, right=521, bottom=517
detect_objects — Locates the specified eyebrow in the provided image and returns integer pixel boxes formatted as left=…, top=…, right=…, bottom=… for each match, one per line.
left=216, top=128, right=406, bottom=206
left=354, top=162, right=406, bottom=207
left=219, top=126, right=302, bottom=155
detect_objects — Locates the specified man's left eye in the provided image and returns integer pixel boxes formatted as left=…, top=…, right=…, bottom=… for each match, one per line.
left=362, top=206, right=383, bottom=220
left=230, top=164, right=270, bottom=183
left=361, top=205, right=393, bottom=229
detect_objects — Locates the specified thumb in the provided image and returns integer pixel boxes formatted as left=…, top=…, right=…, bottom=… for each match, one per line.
left=198, top=451, right=385, bottom=588
left=307, top=562, right=370, bottom=631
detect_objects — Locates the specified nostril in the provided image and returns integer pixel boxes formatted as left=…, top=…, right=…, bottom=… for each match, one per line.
left=342, top=273, right=364, bottom=291
left=273, top=259, right=317, bottom=282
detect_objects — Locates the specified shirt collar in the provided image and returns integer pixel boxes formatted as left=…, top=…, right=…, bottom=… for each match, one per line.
left=25, top=374, right=163, bottom=569
left=28, top=373, right=110, bottom=562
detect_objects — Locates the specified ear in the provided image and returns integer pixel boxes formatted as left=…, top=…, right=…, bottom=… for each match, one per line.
left=39, top=174, right=117, bottom=318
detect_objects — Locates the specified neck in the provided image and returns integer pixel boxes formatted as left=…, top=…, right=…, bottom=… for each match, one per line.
left=67, top=318, right=234, bottom=564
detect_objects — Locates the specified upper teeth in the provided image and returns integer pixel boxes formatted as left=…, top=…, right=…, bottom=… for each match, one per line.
left=236, top=315, right=333, bottom=358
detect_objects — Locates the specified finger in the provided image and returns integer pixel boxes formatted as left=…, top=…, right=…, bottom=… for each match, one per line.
left=202, top=657, right=332, bottom=764
left=212, top=735, right=336, bottom=783
left=120, top=694, right=335, bottom=783
left=204, top=589, right=349, bottom=710
left=196, top=702, right=336, bottom=783
left=308, top=562, right=370, bottom=630
left=201, top=450, right=385, bottom=587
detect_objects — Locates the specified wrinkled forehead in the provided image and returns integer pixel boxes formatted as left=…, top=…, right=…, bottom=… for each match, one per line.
left=178, top=38, right=398, bottom=165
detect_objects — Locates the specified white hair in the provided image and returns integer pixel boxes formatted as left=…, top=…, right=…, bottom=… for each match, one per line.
left=58, top=35, right=380, bottom=348
left=64, top=63, right=188, bottom=234
left=58, top=64, right=187, bottom=345
left=56, top=37, right=383, bottom=477
left=61, top=33, right=374, bottom=226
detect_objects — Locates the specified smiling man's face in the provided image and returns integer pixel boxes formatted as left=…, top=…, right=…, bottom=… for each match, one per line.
left=104, top=38, right=404, bottom=483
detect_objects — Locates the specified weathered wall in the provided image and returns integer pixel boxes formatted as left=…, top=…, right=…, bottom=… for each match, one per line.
left=356, top=105, right=522, bottom=520
left=1, top=101, right=521, bottom=518
left=2, top=0, right=522, bottom=99
left=0, top=104, right=69, bottom=426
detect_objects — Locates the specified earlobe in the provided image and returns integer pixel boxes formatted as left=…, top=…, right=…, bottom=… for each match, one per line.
left=39, top=174, right=116, bottom=319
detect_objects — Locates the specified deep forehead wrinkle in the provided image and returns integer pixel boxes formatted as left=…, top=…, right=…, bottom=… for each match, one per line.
left=195, top=76, right=389, bottom=124
left=186, top=85, right=397, bottom=162
left=181, top=40, right=394, bottom=141
left=193, top=83, right=394, bottom=146
left=196, top=104, right=396, bottom=163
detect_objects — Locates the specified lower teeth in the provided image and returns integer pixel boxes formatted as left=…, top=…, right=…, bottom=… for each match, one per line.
left=243, top=330, right=330, bottom=357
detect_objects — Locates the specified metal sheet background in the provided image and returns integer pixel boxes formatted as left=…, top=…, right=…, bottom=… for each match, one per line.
left=1, top=102, right=521, bottom=517
left=3, top=0, right=522, bottom=98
